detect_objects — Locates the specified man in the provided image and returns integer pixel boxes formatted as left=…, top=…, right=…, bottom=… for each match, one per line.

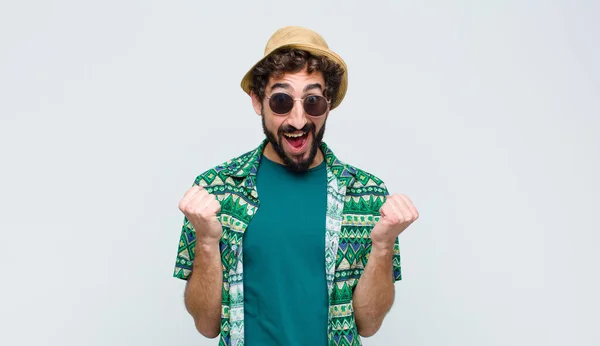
left=173, top=26, right=419, bottom=346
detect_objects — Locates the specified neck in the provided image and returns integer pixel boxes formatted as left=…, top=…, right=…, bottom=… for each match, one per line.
left=263, top=142, right=324, bottom=169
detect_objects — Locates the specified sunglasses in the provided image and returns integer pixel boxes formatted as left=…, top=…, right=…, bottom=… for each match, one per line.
left=266, top=93, right=330, bottom=117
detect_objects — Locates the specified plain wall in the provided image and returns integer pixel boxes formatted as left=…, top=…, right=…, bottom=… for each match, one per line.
left=1, top=1, right=598, bottom=345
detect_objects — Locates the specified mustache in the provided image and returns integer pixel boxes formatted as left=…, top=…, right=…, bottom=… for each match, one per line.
left=278, top=123, right=316, bottom=135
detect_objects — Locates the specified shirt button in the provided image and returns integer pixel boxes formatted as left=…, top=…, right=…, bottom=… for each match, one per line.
left=247, top=209, right=253, bottom=215
left=231, top=245, right=237, bottom=251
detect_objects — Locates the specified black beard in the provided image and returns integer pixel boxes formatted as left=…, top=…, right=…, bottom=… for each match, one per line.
left=262, top=115, right=326, bottom=173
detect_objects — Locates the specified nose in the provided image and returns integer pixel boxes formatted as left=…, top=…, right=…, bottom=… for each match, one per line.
left=287, top=100, right=308, bottom=129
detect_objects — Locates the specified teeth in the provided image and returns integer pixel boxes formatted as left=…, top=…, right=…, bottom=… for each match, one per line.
left=284, top=132, right=305, bottom=138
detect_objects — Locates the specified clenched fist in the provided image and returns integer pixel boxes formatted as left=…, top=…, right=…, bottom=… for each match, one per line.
left=371, top=194, right=419, bottom=248
left=178, top=185, right=223, bottom=245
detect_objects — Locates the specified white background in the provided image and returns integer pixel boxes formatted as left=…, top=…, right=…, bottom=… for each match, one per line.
left=1, top=1, right=598, bottom=345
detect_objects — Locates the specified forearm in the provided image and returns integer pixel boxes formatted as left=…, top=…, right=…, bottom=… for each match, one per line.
left=184, top=241, right=223, bottom=338
left=352, top=243, right=396, bottom=337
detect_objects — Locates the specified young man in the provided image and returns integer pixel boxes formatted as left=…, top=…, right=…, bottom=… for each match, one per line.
left=173, top=26, right=419, bottom=346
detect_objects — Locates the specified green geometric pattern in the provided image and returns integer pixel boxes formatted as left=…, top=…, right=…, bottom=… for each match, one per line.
left=173, top=139, right=401, bottom=346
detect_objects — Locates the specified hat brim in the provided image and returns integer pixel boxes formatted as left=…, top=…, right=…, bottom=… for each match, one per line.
left=240, top=42, right=348, bottom=110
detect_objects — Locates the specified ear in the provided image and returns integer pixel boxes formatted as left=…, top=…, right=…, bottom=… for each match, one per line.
left=250, top=91, right=263, bottom=116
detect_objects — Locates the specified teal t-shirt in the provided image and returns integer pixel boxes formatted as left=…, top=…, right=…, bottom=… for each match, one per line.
left=243, top=155, right=328, bottom=346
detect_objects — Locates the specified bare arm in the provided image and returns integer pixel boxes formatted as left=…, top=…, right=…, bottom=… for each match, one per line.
left=352, top=243, right=395, bottom=337
left=184, top=241, right=223, bottom=338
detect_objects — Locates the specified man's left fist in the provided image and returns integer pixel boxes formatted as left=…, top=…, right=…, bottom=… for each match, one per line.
left=371, top=194, right=419, bottom=247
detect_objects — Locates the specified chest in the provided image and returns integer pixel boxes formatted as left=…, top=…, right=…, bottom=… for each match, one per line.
left=244, top=172, right=328, bottom=258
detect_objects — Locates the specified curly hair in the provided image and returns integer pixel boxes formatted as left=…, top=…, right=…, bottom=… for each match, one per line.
left=250, top=48, right=344, bottom=106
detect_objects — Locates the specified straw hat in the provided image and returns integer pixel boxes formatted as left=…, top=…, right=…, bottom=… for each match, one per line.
left=240, top=26, right=348, bottom=110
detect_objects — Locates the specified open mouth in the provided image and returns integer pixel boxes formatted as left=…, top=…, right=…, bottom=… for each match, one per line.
left=283, top=131, right=309, bottom=150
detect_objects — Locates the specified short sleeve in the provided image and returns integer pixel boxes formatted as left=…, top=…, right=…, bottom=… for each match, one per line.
left=173, top=215, right=196, bottom=280
left=358, top=236, right=402, bottom=282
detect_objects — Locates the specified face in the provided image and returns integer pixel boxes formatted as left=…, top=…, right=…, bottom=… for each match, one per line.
left=252, top=68, right=329, bottom=173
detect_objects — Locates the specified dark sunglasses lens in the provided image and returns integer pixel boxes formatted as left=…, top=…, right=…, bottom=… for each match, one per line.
left=269, top=93, right=294, bottom=114
left=303, top=95, right=328, bottom=116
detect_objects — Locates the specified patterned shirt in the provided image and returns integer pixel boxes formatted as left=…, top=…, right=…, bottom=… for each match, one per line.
left=173, top=140, right=402, bottom=346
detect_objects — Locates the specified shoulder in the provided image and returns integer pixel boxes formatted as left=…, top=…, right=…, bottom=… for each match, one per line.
left=325, top=147, right=389, bottom=196
left=193, top=146, right=261, bottom=187
left=341, top=163, right=389, bottom=215
left=322, top=142, right=389, bottom=215
left=321, top=142, right=388, bottom=196
left=343, top=163, right=389, bottom=196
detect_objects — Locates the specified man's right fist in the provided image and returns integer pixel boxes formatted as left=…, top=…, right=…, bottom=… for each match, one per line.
left=178, top=185, right=223, bottom=244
